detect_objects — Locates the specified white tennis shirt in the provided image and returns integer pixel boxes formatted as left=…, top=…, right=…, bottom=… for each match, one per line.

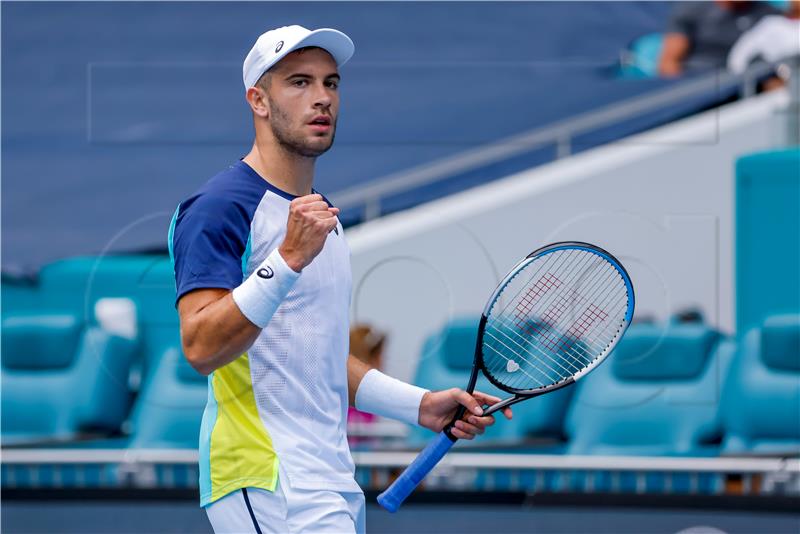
left=169, top=160, right=358, bottom=507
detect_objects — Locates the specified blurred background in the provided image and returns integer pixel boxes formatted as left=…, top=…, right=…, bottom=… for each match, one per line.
left=2, top=1, right=799, bottom=533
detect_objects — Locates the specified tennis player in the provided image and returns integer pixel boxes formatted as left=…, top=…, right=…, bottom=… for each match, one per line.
left=169, top=25, right=511, bottom=533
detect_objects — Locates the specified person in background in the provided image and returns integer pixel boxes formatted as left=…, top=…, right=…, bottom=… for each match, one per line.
left=727, top=0, right=800, bottom=91
left=347, top=324, right=387, bottom=427
left=659, top=0, right=781, bottom=77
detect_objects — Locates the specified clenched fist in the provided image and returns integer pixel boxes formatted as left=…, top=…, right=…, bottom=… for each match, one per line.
left=278, top=194, right=339, bottom=272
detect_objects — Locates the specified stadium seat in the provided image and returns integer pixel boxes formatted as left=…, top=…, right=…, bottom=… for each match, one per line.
left=32, top=254, right=181, bottom=391
left=720, top=314, right=800, bottom=455
left=564, top=321, right=733, bottom=456
left=735, top=149, right=800, bottom=335
left=129, top=255, right=182, bottom=384
left=1, top=313, right=138, bottom=444
left=410, top=317, right=574, bottom=445
left=126, top=345, right=207, bottom=448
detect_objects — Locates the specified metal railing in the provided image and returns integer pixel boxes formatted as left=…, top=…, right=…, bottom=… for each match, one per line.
left=331, top=63, right=776, bottom=221
left=4, top=448, right=798, bottom=495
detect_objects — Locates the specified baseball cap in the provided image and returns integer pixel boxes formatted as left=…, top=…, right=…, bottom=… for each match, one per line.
left=242, top=25, right=355, bottom=89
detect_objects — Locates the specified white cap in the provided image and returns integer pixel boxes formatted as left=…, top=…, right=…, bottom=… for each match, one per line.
left=242, top=25, right=355, bottom=89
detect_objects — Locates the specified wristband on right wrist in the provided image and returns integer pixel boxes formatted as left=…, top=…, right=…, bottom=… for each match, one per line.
left=232, top=248, right=300, bottom=328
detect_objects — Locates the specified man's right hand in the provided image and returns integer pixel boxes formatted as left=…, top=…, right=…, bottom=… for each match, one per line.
left=279, top=194, right=339, bottom=272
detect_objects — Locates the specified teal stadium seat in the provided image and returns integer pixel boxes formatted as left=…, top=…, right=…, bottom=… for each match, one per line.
left=36, top=255, right=181, bottom=382
left=6, top=254, right=182, bottom=394
left=736, top=150, right=800, bottom=335
left=411, top=317, right=574, bottom=445
left=564, top=321, right=733, bottom=456
left=1, top=254, right=207, bottom=448
left=720, top=314, right=800, bottom=455
left=1, top=313, right=137, bottom=444
left=126, top=345, right=207, bottom=448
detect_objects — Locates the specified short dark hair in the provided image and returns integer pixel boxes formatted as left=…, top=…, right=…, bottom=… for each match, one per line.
left=255, top=71, right=271, bottom=91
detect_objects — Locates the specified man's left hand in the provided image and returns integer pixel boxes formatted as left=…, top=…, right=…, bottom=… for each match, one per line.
left=418, top=388, right=513, bottom=440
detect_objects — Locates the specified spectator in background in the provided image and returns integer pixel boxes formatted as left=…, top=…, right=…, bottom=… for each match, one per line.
left=659, top=0, right=781, bottom=77
left=347, top=324, right=387, bottom=426
left=728, top=0, right=800, bottom=91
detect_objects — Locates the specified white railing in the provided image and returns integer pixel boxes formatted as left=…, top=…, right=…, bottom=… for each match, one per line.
left=3, top=448, right=798, bottom=494
left=4, top=448, right=797, bottom=475
left=4, top=448, right=798, bottom=472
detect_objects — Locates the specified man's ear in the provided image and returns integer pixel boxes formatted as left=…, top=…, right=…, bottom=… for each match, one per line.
left=246, top=86, right=270, bottom=118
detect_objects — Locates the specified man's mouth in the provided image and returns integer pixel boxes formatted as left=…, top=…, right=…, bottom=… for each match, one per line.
left=308, top=116, right=332, bottom=132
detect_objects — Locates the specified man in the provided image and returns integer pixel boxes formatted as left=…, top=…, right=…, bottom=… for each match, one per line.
left=659, top=0, right=780, bottom=77
left=169, top=25, right=510, bottom=533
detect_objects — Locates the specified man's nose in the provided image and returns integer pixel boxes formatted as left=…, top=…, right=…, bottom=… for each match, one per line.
left=313, top=83, right=332, bottom=109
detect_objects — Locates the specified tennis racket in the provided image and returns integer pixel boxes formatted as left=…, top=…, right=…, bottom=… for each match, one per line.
left=377, top=241, right=635, bottom=512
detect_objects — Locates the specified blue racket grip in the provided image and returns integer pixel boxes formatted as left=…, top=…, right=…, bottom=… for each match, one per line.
left=377, top=431, right=455, bottom=512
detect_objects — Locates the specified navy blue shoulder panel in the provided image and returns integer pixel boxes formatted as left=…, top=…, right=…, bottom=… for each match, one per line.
left=170, top=161, right=268, bottom=305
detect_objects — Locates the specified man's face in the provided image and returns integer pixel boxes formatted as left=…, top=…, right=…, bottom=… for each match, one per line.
left=261, top=48, right=340, bottom=158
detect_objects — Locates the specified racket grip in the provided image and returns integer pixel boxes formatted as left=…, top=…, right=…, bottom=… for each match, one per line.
left=377, top=431, right=455, bottom=513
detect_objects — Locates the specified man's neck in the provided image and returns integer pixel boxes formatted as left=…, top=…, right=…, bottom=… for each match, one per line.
left=243, top=139, right=316, bottom=197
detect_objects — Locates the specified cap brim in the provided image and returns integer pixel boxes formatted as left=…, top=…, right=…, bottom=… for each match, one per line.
left=284, top=28, right=355, bottom=68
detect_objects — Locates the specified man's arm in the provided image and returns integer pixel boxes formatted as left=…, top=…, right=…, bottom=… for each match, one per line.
left=347, top=353, right=372, bottom=406
left=659, top=2, right=695, bottom=77
left=659, top=33, right=690, bottom=77
left=178, top=289, right=260, bottom=375
left=346, top=355, right=512, bottom=440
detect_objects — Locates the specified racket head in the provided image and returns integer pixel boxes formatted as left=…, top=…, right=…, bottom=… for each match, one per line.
left=477, top=241, right=634, bottom=396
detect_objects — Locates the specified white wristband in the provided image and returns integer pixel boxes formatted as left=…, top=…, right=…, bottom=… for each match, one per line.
left=232, top=248, right=300, bottom=328
left=355, top=369, right=429, bottom=426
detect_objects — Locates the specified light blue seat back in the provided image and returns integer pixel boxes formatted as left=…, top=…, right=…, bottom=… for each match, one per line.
left=32, top=254, right=181, bottom=390
left=1, top=313, right=137, bottom=443
left=129, top=255, right=182, bottom=388
left=565, top=322, right=732, bottom=456
left=411, top=317, right=574, bottom=444
left=2, top=315, right=83, bottom=369
left=721, top=314, right=800, bottom=455
left=0, top=254, right=197, bottom=447
left=127, top=345, right=207, bottom=448
left=1, top=275, right=43, bottom=315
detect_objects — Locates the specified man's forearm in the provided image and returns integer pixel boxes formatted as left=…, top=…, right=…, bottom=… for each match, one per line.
left=348, top=357, right=429, bottom=425
left=181, top=291, right=261, bottom=375
left=347, top=354, right=372, bottom=406
left=180, top=247, right=302, bottom=376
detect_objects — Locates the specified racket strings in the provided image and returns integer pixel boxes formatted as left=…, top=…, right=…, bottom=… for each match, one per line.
left=488, top=251, right=610, bottom=371
left=484, top=325, right=583, bottom=377
left=490, top=271, right=627, bottom=389
left=484, top=325, right=576, bottom=379
left=485, top=291, right=620, bottom=389
left=485, top=277, right=619, bottom=387
left=484, top=250, right=590, bottom=382
left=494, top=251, right=606, bottom=363
left=482, top=248, right=630, bottom=392
left=495, top=267, right=627, bottom=389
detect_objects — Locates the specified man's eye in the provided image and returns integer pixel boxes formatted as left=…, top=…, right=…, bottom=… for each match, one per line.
left=326, top=81, right=339, bottom=89
left=293, top=79, right=308, bottom=87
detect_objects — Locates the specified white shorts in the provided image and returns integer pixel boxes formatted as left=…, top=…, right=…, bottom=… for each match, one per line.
left=204, top=475, right=365, bottom=534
